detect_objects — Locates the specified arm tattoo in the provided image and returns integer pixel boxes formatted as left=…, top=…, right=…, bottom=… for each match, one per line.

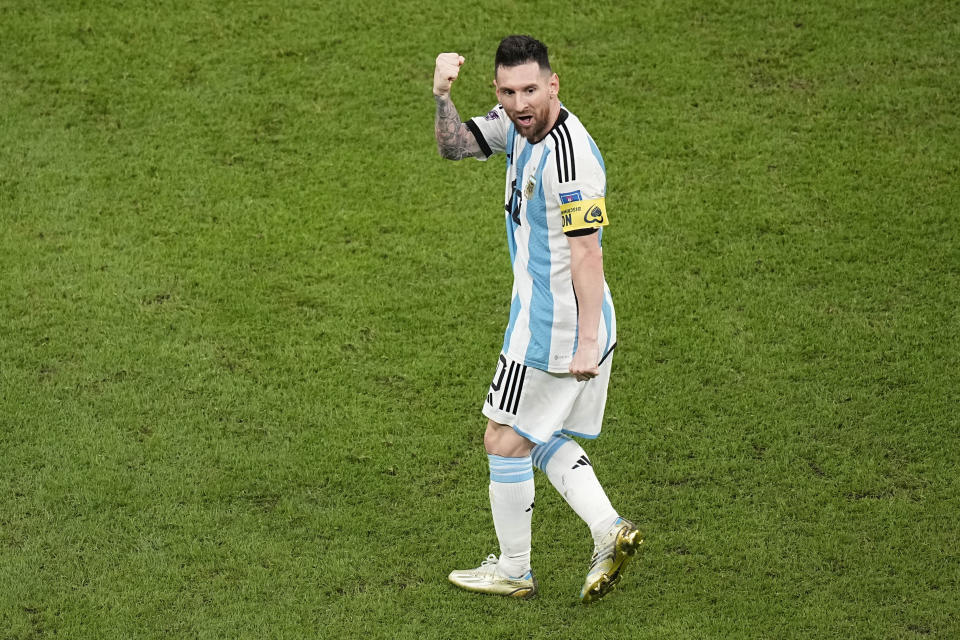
left=434, top=94, right=476, bottom=160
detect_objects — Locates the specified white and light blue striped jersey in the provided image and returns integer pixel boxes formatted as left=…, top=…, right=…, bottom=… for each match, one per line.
left=466, top=105, right=616, bottom=373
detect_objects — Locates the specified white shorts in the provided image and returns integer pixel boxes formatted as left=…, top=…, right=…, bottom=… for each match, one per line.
left=481, top=350, right=614, bottom=445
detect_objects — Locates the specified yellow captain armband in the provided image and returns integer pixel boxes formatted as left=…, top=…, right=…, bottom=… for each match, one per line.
left=559, top=196, right=608, bottom=233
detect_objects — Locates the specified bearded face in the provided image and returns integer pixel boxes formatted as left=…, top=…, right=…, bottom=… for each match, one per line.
left=495, top=61, right=560, bottom=143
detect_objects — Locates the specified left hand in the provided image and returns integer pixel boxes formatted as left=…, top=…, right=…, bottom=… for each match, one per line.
left=569, top=340, right=600, bottom=382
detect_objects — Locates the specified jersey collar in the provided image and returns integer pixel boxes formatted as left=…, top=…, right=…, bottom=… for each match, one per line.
left=532, top=107, right=569, bottom=144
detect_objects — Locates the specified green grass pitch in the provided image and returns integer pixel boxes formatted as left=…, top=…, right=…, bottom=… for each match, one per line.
left=1, top=1, right=958, bottom=638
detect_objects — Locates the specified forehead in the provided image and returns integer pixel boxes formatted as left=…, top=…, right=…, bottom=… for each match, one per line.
left=495, top=61, right=548, bottom=89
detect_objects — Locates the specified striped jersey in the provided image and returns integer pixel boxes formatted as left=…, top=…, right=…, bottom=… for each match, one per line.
left=466, top=105, right=616, bottom=373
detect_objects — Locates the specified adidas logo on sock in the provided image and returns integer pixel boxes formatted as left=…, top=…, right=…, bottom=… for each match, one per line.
left=571, top=455, right=592, bottom=469
left=525, top=502, right=535, bottom=513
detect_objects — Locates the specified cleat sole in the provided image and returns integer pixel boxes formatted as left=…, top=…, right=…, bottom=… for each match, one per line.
left=618, top=528, right=643, bottom=557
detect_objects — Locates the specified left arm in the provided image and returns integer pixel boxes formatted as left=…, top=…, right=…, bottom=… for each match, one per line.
left=568, top=231, right=605, bottom=381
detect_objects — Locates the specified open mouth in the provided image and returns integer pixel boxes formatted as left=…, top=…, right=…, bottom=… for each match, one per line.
left=517, top=115, right=534, bottom=126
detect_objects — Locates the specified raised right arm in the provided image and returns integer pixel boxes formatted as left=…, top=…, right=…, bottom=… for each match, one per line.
left=433, top=53, right=482, bottom=161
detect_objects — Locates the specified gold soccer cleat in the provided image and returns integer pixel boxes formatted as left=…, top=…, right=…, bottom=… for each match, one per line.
left=580, top=517, right=643, bottom=604
left=449, top=554, right=538, bottom=600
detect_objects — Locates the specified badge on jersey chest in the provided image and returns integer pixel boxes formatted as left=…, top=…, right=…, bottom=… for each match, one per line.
left=523, top=174, right=537, bottom=199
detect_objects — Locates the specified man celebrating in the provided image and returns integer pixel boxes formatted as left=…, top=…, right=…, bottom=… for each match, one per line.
left=433, top=35, right=641, bottom=603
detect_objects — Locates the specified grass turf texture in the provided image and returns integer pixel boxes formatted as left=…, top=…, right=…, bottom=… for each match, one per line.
left=1, top=0, right=958, bottom=637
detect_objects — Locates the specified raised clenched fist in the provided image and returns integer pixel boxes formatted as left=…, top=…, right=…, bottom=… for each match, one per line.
left=433, top=52, right=465, bottom=97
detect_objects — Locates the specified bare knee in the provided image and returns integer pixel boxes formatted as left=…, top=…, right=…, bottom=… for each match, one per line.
left=484, top=420, right=534, bottom=457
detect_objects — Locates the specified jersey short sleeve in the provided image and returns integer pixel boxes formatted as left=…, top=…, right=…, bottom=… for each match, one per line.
left=466, top=104, right=509, bottom=160
left=548, top=123, right=609, bottom=234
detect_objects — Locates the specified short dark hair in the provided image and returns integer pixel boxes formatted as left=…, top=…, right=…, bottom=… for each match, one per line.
left=495, top=35, right=551, bottom=76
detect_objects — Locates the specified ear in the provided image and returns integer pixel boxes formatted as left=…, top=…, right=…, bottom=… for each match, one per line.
left=493, top=78, right=500, bottom=99
left=549, top=72, right=559, bottom=98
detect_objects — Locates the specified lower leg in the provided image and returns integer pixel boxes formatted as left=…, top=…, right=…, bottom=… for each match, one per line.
left=485, top=421, right=536, bottom=577
left=531, top=434, right=619, bottom=543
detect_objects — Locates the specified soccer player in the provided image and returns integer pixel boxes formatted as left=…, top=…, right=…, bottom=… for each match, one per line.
left=432, top=35, right=642, bottom=603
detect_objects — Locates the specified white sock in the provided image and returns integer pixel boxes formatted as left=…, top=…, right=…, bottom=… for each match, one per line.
left=532, top=434, right=619, bottom=544
left=487, top=454, right=535, bottom=577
